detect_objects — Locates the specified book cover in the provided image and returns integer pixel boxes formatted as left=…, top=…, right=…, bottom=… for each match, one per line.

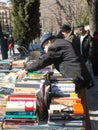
left=51, top=97, right=81, bottom=105
left=8, top=95, right=36, bottom=102
left=49, top=103, right=84, bottom=114
left=6, top=101, right=36, bottom=112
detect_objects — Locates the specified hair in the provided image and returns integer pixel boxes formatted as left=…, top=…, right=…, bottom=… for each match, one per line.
left=61, top=24, right=71, bottom=33
left=56, top=30, right=64, bottom=39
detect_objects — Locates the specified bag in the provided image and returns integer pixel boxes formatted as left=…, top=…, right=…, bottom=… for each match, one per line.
left=8, top=43, right=12, bottom=49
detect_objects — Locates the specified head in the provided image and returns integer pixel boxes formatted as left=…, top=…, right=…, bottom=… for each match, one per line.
left=40, top=33, right=55, bottom=53
left=61, top=24, right=71, bottom=38
left=78, top=25, right=86, bottom=36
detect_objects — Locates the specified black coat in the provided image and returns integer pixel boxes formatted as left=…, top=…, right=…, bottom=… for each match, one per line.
left=77, top=34, right=92, bottom=62
left=26, top=38, right=94, bottom=89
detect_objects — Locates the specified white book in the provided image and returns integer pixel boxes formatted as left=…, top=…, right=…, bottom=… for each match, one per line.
left=6, top=101, right=36, bottom=112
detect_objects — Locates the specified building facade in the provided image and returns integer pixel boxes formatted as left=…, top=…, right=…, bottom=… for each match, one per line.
left=0, top=1, right=12, bottom=32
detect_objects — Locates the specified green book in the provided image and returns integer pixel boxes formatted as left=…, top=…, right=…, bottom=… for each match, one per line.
left=5, top=111, right=35, bottom=116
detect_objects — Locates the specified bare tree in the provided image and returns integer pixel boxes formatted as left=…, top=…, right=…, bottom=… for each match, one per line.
left=40, top=0, right=89, bottom=34
left=87, top=0, right=98, bottom=35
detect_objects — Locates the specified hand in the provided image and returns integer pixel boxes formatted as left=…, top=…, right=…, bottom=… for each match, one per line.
left=16, top=69, right=27, bottom=80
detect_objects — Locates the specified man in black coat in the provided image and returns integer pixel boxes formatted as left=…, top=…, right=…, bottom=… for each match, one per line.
left=17, top=33, right=94, bottom=130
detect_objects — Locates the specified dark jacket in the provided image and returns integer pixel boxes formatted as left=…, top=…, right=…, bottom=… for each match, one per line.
left=77, top=34, right=92, bottom=62
left=25, top=38, right=94, bottom=89
left=92, top=34, right=98, bottom=60
left=64, top=31, right=80, bottom=57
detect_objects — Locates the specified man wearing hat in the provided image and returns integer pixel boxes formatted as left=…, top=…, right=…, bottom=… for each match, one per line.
left=17, top=32, right=94, bottom=130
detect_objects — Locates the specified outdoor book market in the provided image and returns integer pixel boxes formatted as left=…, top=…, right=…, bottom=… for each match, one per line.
left=0, top=56, right=85, bottom=130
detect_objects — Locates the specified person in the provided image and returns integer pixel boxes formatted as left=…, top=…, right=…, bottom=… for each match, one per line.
left=77, top=25, right=92, bottom=63
left=60, top=24, right=80, bottom=57
left=7, top=34, right=15, bottom=56
left=91, top=31, right=98, bottom=77
left=16, top=33, right=94, bottom=130
left=60, top=24, right=93, bottom=74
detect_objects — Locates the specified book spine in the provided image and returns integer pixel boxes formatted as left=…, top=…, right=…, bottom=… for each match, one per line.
left=4, top=121, right=35, bottom=125
left=8, top=95, right=36, bottom=101
left=48, top=113, right=85, bottom=120
left=4, top=115, right=37, bottom=119
left=48, top=120, right=85, bottom=126
left=4, top=118, right=36, bottom=122
left=49, top=92, right=78, bottom=98
left=15, top=83, right=40, bottom=88
left=51, top=98, right=81, bottom=105
left=5, top=111, right=35, bottom=116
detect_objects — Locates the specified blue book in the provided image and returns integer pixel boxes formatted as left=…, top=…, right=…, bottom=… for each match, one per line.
left=4, top=114, right=37, bottom=119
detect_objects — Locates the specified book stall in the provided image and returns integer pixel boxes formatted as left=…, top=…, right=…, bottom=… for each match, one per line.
left=0, top=59, right=85, bottom=130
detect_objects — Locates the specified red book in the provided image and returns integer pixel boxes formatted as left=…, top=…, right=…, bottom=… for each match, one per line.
left=8, top=95, right=36, bottom=102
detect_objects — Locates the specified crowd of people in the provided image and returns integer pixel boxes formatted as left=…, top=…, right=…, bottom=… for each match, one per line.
left=57, top=24, right=98, bottom=77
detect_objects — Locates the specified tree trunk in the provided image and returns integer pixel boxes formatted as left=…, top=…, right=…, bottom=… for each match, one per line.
left=0, top=23, right=8, bottom=60
left=87, top=0, right=98, bottom=36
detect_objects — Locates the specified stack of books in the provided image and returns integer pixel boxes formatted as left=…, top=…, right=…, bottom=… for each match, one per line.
left=0, top=61, right=12, bottom=72
left=11, top=60, right=27, bottom=69
left=48, top=79, right=85, bottom=129
left=0, top=82, right=15, bottom=127
left=0, top=72, right=17, bottom=83
left=3, top=91, right=38, bottom=128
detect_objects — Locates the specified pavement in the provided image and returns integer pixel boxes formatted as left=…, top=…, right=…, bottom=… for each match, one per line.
left=0, top=44, right=20, bottom=60
left=88, top=74, right=98, bottom=130
left=0, top=45, right=98, bottom=130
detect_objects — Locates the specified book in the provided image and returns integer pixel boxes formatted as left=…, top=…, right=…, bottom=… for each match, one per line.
left=0, top=87, right=14, bottom=95
left=48, top=120, right=85, bottom=126
left=6, top=101, right=36, bottom=112
left=4, top=118, right=37, bottom=122
left=73, top=103, right=84, bottom=114
left=0, top=61, right=11, bottom=70
left=49, top=103, right=84, bottom=115
left=4, top=121, right=36, bottom=125
left=48, top=112, right=85, bottom=120
left=13, top=87, right=36, bottom=95
left=12, top=60, right=27, bottom=68
left=4, top=114, right=37, bottom=119
left=51, top=97, right=81, bottom=105
left=8, top=95, right=36, bottom=102
left=5, top=111, right=35, bottom=116
left=48, top=92, right=78, bottom=98
left=15, top=80, right=41, bottom=89
left=51, top=83, right=75, bottom=93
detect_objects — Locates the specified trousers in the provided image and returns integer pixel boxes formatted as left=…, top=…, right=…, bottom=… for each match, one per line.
left=76, top=87, right=92, bottom=130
